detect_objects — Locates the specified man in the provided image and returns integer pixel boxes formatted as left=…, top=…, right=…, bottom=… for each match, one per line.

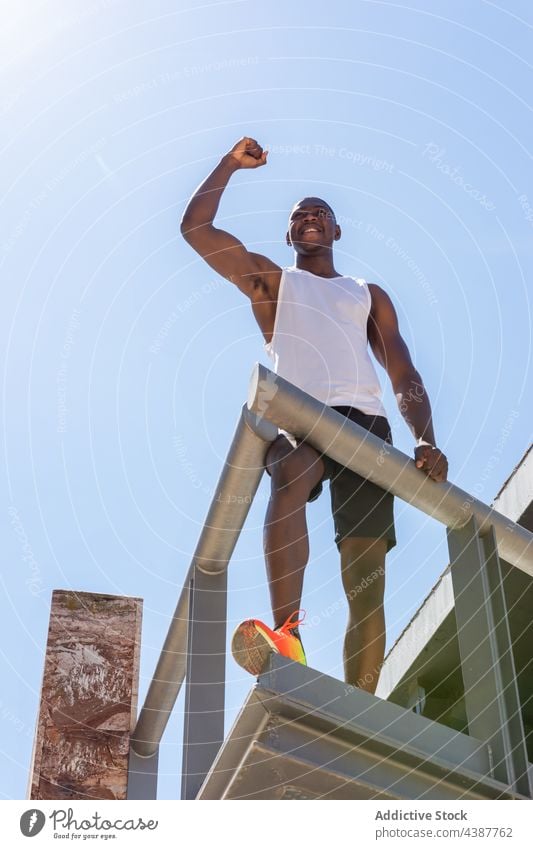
left=180, top=136, right=448, bottom=694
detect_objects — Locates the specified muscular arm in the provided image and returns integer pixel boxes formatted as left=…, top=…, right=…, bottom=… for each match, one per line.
left=180, top=138, right=281, bottom=301
left=367, top=284, right=448, bottom=482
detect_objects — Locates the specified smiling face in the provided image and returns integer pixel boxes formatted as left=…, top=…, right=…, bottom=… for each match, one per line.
left=286, top=197, right=341, bottom=254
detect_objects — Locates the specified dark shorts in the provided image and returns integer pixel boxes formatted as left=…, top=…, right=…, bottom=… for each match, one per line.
left=266, top=407, right=396, bottom=553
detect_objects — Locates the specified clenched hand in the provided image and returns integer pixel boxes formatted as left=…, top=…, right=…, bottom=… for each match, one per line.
left=227, top=137, right=268, bottom=169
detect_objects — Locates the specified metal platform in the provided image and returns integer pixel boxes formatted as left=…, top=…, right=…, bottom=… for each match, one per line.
left=198, top=655, right=529, bottom=800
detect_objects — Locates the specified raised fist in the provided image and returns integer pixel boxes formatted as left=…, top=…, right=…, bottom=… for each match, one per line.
left=227, top=137, right=268, bottom=169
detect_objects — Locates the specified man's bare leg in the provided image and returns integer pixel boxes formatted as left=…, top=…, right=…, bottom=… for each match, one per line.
left=264, top=436, right=324, bottom=629
left=339, top=536, right=387, bottom=693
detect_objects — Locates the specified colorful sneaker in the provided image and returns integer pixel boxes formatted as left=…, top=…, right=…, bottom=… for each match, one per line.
left=231, top=610, right=306, bottom=676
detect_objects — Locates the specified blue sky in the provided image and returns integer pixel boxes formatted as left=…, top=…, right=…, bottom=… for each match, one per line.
left=1, top=0, right=531, bottom=801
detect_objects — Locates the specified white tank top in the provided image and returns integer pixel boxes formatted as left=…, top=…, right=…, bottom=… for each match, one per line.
left=264, top=266, right=386, bottom=418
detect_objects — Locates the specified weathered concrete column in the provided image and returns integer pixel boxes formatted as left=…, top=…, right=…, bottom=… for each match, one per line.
left=29, top=590, right=142, bottom=800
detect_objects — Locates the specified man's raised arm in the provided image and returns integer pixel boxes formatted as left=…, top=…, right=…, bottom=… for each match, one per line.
left=180, top=137, right=280, bottom=298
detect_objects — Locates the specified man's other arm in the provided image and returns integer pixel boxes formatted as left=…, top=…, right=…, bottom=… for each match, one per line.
left=367, top=283, right=448, bottom=482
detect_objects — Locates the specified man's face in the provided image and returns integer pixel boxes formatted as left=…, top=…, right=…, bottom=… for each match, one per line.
left=286, top=197, right=341, bottom=252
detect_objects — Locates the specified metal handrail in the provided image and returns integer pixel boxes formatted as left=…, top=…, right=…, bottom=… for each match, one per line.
left=131, top=364, right=533, bottom=757
left=247, top=364, right=532, bottom=573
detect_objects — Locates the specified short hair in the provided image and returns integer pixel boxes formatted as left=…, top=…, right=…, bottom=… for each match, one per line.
left=290, top=197, right=336, bottom=221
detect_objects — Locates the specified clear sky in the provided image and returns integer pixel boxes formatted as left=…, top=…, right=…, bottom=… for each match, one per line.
left=1, top=0, right=531, bottom=801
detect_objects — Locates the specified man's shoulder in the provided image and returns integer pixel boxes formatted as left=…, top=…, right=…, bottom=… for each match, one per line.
left=367, top=285, right=399, bottom=326
left=367, top=282, right=389, bottom=306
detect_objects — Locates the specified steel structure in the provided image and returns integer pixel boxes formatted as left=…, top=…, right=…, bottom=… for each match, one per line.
left=198, top=654, right=528, bottom=800
left=128, top=364, right=533, bottom=800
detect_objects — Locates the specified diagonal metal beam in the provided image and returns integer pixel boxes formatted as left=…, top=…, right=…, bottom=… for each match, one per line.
left=131, top=406, right=276, bottom=757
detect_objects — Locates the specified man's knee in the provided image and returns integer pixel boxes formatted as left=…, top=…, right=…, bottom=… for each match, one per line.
left=339, top=536, right=387, bottom=562
left=267, top=438, right=324, bottom=493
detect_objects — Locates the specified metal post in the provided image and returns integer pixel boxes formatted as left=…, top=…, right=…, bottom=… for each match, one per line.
left=181, top=565, right=228, bottom=800
left=447, top=516, right=531, bottom=796
left=127, top=749, right=159, bottom=799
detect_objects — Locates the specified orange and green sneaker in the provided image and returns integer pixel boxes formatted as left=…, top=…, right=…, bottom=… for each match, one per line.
left=231, top=610, right=306, bottom=676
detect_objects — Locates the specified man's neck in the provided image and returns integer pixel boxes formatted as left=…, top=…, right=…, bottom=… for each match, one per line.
left=294, top=253, right=341, bottom=278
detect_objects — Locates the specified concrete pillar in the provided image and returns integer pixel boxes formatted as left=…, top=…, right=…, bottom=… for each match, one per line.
left=29, top=589, right=142, bottom=800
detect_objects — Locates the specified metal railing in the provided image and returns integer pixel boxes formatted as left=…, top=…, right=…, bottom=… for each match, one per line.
left=129, top=364, right=533, bottom=799
left=131, top=406, right=277, bottom=759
